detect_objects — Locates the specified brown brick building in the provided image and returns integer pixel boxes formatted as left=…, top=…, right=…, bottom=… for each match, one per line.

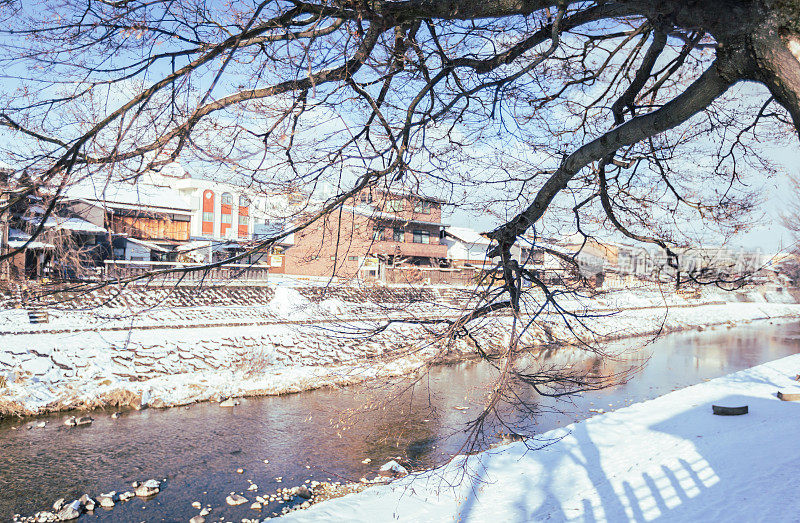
left=284, top=189, right=447, bottom=279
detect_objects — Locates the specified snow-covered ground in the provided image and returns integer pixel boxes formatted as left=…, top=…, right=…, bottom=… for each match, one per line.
left=283, top=353, right=800, bottom=522
left=1, top=285, right=800, bottom=417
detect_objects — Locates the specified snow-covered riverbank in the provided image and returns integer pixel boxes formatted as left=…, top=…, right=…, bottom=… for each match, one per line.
left=282, top=352, right=800, bottom=522
left=1, top=285, right=800, bottom=417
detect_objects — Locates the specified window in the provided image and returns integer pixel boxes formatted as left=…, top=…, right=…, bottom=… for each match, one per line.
left=393, top=227, right=404, bottom=242
left=221, top=214, right=232, bottom=224
left=387, top=199, right=403, bottom=213
left=221, top=192, right=233, bottom=205
left=239, top=195, right=250, bottom=207
left=202, top=212, right=214, bottom=222
left=238, top=215, right=249, bottom=225
left=372, top=227, right=385, bottom=241
left=412, top=230, right=430, bottom=244
left=414, top=200, right=432, bottom=214
left=360, top=191, right=373, bottom=203
left=348, top=256, right=358, bottom=262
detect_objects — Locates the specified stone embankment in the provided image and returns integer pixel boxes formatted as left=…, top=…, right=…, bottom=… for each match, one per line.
left=1, top=283, right=798, bottom=418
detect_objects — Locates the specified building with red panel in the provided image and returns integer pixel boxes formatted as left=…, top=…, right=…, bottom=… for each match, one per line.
left=220, top=192, right=233, bottom=236
left=238, top=195, right=250, bottom=238
left=143, top=162, right=295, bottom=264
left=201, top=189, right=215, bottom=235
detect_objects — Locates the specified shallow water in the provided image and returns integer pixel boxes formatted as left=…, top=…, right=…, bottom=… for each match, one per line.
left=1, top=321, right=799, bottom=521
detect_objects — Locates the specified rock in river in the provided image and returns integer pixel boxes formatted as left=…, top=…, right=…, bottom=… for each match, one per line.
left=189, top=517, right=205, bottom=523
left=79, top=494, right=95, bottom=511
left=295, top=486, right=312, bottom=500
left=219, top=398, right=240, bottom=407
left=379, top=460, right=409, bottom=477
left=135, top=480, right=161, bottom=498
left=226, top=494, right=248, bottom=506
left=56, top=500, right=82, bottom=520
left=98, top=493, right=115, bottom=508
left=75, top=416, right=93, bottom=426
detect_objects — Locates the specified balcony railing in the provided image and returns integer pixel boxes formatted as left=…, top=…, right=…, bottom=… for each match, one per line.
left=370, top=240, right=448, bottom=258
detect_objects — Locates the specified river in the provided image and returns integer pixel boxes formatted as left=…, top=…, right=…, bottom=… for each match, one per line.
left=1, top=321, right=799, bottom=521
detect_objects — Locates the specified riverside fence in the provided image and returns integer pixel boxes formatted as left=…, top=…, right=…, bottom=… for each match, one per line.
left=103, top=260, right=271, bottom=283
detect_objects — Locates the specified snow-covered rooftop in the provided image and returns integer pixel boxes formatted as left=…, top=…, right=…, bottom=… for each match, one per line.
left=126, top=237, right=172, bottom=253
left=7, top=229, right=54, bottom=249
left=21, top=214, right=107, bottom=234
left=348, top=205, right=445, bottom=227
left=445, top=226, right=491, bottom=246
left=62, top=179, right=192, bottom=213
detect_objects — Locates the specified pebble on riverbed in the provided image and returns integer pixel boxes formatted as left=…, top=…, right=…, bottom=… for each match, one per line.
left=79, top=494, right=95, bottom=511
left=98, top=493, right=116, bottom=508
left=226, top=493, right=248, bottom=506
left=15, top=481, right=164, bottom=523
left=378, top=460, right=408, bottom=477
left=56, top=500, right=82, bottom=521
left=134, top=479, right=161, bottom=498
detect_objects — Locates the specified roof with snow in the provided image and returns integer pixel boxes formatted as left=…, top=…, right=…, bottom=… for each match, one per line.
left=125, top=237, right=172, bottom=253
left=444, top=227, right=491, bottom=246
left=62, top=179, right=192, bottom=213
left=348, top=205, right=446, bottom=227
left=374, top=187, right=448, bottom=204
left=21, top=215, right=107, bottom=234
left=7, top=229, right=54, bottom=249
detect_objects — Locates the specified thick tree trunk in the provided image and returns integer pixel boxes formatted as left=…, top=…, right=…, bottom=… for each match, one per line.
left=750, top=25, right=800, bottom=137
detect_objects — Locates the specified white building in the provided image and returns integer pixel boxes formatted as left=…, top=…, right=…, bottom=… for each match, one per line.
left=143, top=162, right=296, bottom=262
left=442, top=226, right=531, bottom=267
left=442, top=227, right=493, bottom=266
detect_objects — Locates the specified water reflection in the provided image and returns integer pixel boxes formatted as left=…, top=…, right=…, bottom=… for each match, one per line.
left=0, top=322, right=798, bottom=521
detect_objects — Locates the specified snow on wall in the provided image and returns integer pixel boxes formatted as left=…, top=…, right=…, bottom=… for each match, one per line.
left=1, top=285, right=799, bottom=417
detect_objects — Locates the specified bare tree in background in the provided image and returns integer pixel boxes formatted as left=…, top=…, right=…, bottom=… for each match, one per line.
left=0, top=0, right=799, bottom=448
left=777, top=171, right=800, bottom=284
